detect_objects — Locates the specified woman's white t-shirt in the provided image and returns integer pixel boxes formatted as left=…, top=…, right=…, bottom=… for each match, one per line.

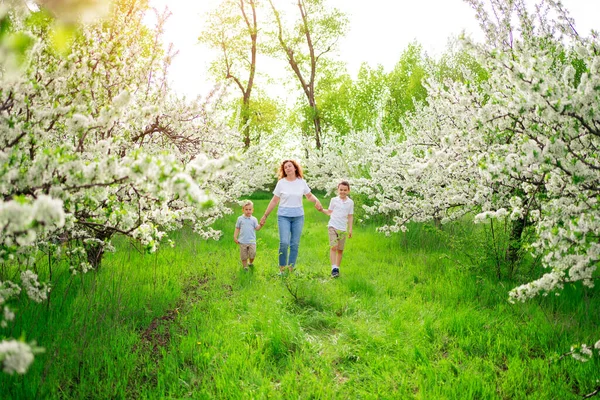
left=273, top=178, right=311, bottom=216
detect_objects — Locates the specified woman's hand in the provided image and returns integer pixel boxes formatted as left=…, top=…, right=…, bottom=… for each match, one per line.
left=314, top=201, right=323, bottom=212
left=260, top=215, right=267, bottom=226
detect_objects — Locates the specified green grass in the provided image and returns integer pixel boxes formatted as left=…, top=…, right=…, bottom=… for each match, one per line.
left=1, top=199, right=599, bottom=399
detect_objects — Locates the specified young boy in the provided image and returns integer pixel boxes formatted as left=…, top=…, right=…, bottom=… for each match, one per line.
left=234, top=200, right=262, bottom=270
left=321, top=181, right=354, bottom=278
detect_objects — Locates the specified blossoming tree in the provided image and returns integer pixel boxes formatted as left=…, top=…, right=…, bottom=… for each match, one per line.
left=0, top=0, right=274, bottom=374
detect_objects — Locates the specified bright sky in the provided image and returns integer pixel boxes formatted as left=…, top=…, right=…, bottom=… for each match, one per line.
left=148, top=0, right=600, bottom=99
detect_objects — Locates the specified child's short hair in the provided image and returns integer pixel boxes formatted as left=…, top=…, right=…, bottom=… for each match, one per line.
left=338, top=181, right=350, bottom=189
left=241, top=200, right=254, bottom=208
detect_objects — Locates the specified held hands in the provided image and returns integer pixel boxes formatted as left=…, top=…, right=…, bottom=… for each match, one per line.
left=259, top=215, right=267, bottom=226
left=234, top=238, right=239, bottom=244
left=314, top=202, right=323, bottom=212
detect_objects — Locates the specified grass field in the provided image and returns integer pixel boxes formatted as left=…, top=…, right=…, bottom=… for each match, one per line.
left=1, top=198, right=599, bottom=399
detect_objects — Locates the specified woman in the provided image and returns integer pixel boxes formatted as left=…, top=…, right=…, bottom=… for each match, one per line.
left=260, top=159, right=322, bottom=273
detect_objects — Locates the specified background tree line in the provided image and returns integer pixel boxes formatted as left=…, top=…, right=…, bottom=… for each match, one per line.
left=199, top=0, right=481, bottom=152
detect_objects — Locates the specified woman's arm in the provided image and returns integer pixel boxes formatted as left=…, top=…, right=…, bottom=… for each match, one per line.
left=260, top=195, right=280, bottom=225
left=305, top=192, right=323, bottom=211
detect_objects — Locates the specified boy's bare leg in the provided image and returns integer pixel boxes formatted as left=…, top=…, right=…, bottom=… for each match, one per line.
left=336, top=250, right=344, bottom=267
left=330, top=247, right=338, bottom=266
left=242, top=259, right=248, bottom=269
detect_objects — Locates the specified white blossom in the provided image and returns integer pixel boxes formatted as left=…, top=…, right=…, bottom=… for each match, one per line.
left=0, top=340, right=35, bottom=375
left=20, top=271, right=49, bottom=303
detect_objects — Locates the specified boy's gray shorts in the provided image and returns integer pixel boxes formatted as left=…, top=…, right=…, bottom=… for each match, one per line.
left=239, top=243, right=256, bottom=260
left=328, top=227, right=347, bottom=250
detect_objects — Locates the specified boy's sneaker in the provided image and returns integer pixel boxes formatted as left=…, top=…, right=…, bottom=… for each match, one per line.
left=331, top=267, right=339, bottom=278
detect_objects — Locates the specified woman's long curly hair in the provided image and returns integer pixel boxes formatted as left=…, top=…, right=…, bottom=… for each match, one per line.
left=278, top=159, right=303, bottom=179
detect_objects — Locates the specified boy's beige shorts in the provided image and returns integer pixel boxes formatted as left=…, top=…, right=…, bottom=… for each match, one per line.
left=239, top=243, right=256, bottom=260
left=328, top=227, right=347, bottom=250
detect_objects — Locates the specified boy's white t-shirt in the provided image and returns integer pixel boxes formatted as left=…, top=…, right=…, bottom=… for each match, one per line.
left=273, top=178, right=311, bottom=208
left=327, top=196, right=354, bottom=231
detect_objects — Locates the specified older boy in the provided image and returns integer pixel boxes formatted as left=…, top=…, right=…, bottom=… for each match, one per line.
left=321, top=181, right=354, bottom=278
left=234, top=200, right=262, bottom=270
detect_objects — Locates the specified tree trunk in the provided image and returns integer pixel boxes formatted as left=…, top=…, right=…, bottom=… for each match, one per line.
left=86, top=242, right=105, bottom=269
left=507, top=216, right=526, bottom=266
left=85, top=232, right=112, bottom=270
left=241, top=98, right=251, bottom=149
left=310, top=103, right=322, bottom=149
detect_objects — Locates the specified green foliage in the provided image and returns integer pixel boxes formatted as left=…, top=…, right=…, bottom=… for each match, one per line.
left=48, top=22, right=77, bottom=55
left=0, top=12, right=35, bottom=65
left=199, top=0, right=258, bottom=78
left=382, top=42, right=429, bottom=135
left=316, top=63, right=354, bottom=135
left=300, top=40, right=495, bottom=145
left=433, top=40, right=489, bottom=85
left=305, top=43, right=430, bottom=140
left=350, top=63, right=388, bottom=132
left=226, top=92, right=283, bottom=144
left=317, top=61, right=390, bottom=137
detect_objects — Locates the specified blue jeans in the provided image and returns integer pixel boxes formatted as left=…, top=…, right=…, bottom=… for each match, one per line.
left=277, top=215, right=304, bottom=267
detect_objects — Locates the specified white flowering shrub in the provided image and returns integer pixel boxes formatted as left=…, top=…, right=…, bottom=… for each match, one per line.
left=569, top=341, right=600, bottom=363
left=460, top=0, right=600, bottom=303
left=0, top=340, right=43, bottom=375
left=304, top=130, right=380, bottom=194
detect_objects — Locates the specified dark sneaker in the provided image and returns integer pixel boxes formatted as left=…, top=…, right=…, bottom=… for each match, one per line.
left=331, top=267, right=339, bottom=278
left=248, top=263, right=254, bottom=268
